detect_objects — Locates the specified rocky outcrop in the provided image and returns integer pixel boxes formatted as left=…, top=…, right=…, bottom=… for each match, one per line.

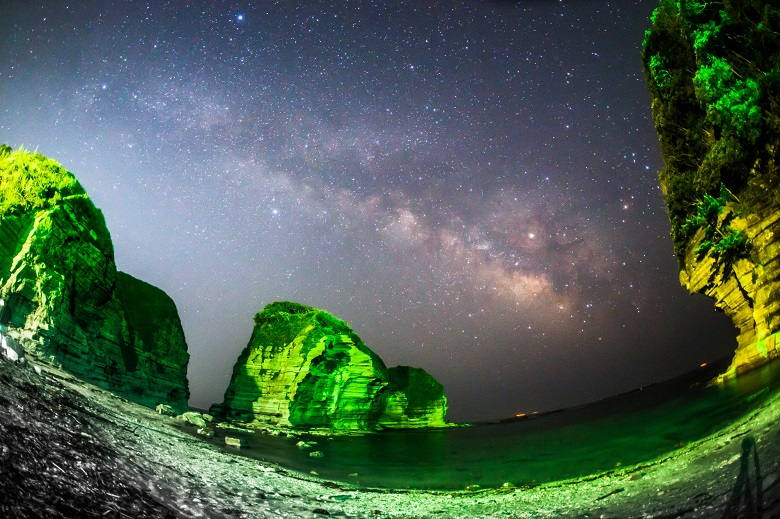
left=680, top=202, right=780, bottom=382
left=115, top=272, right=190, bottom=409
left=378, top=366, right=448, bottom=428
left=0, top=147, right=190, bottom=411
left=211, top=301, right=448, bottom=433
left=642, top=2, right=780, bottom=382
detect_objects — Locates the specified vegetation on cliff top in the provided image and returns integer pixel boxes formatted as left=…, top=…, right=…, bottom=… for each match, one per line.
left=642, top=0, right=780, bottom=261
left=0, top=146, right=86, bottom=216
left=251, top=301, right=363, bottom=362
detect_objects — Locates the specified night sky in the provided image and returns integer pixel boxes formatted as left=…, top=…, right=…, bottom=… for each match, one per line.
left=1, top=0, right=738, bottom=422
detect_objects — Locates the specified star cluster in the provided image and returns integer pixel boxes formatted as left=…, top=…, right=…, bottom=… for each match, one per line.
left=1, top=0, right=736, bottom=421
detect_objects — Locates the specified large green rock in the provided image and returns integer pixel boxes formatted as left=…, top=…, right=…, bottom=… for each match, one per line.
left=211, top=301, right=448, bottom=433
left=378, top=366, right=448, bottom=429
left=0, top=147, right=190, bottom=411
left=642, top=1, right=780, bottom=381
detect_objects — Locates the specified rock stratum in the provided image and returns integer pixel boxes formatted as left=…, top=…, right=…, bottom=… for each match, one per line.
left=211, top=301, right=447, bottom=432
left=643, top=1, right=780, bottom=381
left=0, top=146, right=190, bottom=411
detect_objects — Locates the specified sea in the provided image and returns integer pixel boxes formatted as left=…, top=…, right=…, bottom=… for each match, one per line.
left=204, top=357, right=780, bottom=490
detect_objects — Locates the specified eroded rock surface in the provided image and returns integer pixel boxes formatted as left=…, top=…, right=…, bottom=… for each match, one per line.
left=0, top=147, right=190, bottom=411
left=211, top=301, right=447, bottom=432
left=378, top=366, right=448, bottom=429
left=680, top=202, right=780, bottom=382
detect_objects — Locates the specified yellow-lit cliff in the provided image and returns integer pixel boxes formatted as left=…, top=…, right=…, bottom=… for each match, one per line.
left=643, top=1, right=780, bottom=381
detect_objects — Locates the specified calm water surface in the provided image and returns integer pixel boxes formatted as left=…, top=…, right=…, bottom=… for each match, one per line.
left=209, top=358, right=780, bottom=490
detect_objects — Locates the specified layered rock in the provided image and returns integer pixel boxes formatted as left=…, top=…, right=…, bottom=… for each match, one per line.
left=679, top=202, right=780, bottom=382
left=115, top=272, right=190, bottom=408
left=642, top=1, right=780, bottom=381
left=211, top=301, right=448, bottom=433
left=0, top=147, right=190, bottom=411
left=378, top=366, right=448, bottom=428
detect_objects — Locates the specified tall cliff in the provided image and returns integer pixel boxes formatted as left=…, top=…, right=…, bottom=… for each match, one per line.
left=211, top=301, right=448, bottom=433
left=0, top=146, right=190, bottom=410
left=643, top=1, right=780, bottom=381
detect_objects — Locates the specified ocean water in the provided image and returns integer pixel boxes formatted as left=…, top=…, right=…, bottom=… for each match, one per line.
left=209, top=358, right=780, bottom=490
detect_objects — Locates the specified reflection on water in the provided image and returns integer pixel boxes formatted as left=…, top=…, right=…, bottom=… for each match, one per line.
left=210, top=358, right=780, bottom=490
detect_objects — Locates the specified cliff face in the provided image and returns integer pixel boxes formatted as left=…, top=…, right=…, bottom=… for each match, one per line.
left=643, top=1, right=780, bottom=381
left=211, top=302, right=448, bottom=433
left=680, top=201, right=780, bottom=382
left=378, top=366, right=448, bottom=428
left=0, top=147, right=190, bottom=411
left=115, top=272, right=190, bottom=408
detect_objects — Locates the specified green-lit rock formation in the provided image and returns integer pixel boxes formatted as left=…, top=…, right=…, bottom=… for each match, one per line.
left=643, top=1, right=780, bottom=381
left=211, top=301, right=448, bottom=433
left=0, top=146, right=190, bottom=410
left=378, top=366, right=448, bottom=428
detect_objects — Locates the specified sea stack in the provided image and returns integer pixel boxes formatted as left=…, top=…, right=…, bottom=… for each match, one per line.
left=642, top=2, right=780, bottom=381
left=0, top=146, right=190, bottom=411
left=211, top=301, right=448, bottom=433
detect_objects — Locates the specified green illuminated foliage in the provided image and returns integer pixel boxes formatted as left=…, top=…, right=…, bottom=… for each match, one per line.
left=0, top=146, right=86, bottom=216
left=649, top=54, right=673, bottom=93
left=255, top=301, right=313, bottom=323
left=692, top=20, right=717, bottom=53
left=642, top=0, right=780, bottom=263
left=679, top=0, right=707, bottom=18
left=693, top=58, right=761, bottom=142
left=681, top=184, right=750, bottom=269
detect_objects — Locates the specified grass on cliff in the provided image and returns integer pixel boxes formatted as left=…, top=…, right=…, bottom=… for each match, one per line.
left=0, top=145, right=86, bottom=216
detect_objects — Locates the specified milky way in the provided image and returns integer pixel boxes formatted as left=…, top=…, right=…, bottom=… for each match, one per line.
left=1, top=0, right=737, bottom=421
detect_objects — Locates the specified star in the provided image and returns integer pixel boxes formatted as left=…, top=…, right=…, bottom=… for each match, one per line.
left=0, top=0, right=739, bottom=423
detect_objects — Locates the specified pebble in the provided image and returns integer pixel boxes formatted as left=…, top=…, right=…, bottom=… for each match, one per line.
left=225, top=436, right=248, bottom=448
left=197, top=427, right=215, bottom=438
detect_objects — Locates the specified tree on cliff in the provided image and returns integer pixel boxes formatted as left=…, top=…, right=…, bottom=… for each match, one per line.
left=642, top=0, right=780, bottom=261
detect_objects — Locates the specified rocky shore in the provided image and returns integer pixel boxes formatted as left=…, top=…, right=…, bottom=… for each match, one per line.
left=3, top=353, right=780, bottom=518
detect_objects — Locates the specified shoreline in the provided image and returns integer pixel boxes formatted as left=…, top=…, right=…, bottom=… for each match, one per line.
left=3, top=355, right=780, bottom=517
